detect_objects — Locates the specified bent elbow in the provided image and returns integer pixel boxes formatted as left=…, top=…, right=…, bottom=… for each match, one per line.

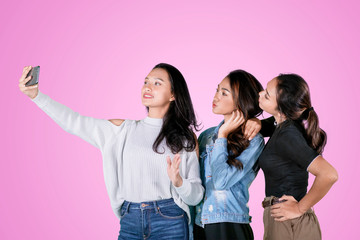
left=329, top=169, right=338, bottom=184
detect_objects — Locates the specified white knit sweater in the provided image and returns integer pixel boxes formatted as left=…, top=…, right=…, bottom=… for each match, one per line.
left=32, top=91, right=204, bottom=222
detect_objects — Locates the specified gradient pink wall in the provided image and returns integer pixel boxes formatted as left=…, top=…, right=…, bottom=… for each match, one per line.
left=1, top=0, right=359, bottom=239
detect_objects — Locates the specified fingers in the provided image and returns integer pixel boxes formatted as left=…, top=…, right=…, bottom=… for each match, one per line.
left=246, top=129, right=254, bottom=140
left=244, top=125, right=252, bottom=139
left=19, top=75, right=32, bottom=86
left=244, top=122, right=251, bottom=138
left=173, top=154, right=181, bottom=169
left=271, top=210, right=283, bottom=218
left=22, top=65, right=32, bottom=74
left=167, top=155, right=181, bottom=166
left=248, top=124, right=261, bottom=140
left=167, top=154, right=181, bottom=169
left=228, top=110, right=236, bottom=122
left=244, top=121, right=258, bottom=139
left=20, top=66, right=32, bottom=82
left=232, top=110, right=243, bottom=125
left=237, top=110, right=244, bottom=123
left=166, top=156, right=172, bottom=169
left=279, top=195, right=295, bottom=202
left=270, top=204, right=280, bottom=211
left=244, top=118, right=261, bottom=140
left=19, top=83, right=38, bottom=92
left=270, top=205, right=286, bottom=221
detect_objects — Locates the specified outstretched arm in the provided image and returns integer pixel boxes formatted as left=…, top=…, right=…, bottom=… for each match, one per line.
left=19, top=66, right=119, bottom=149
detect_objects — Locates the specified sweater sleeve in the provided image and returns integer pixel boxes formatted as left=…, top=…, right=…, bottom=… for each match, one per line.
left=174, top=150, right=204, bottom=206
left=32, top=91, right=116, bottom=149
left=209, top=134, right=265, bottom=190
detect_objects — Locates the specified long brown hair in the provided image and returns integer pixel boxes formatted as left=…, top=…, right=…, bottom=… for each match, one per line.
left=226, top=70, right=263, bottom=169
left=150, top=63, right=201, bottom=154
left=275, top=73, right=327, bottom=154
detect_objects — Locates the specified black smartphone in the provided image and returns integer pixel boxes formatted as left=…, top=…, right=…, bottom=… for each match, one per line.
left=25, top=66, right=40, bottom=86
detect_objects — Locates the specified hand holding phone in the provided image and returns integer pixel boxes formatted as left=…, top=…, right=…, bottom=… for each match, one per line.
left=19, top=66, right=39, bottom=99
left=25, top=66, right=40, bottom=86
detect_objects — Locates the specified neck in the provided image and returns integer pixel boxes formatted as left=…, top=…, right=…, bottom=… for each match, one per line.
left=148, top=106, right=169, bottom=119
left=274, top=114, right=286, bottom=124
left=223, top=114, right=231, bottom=123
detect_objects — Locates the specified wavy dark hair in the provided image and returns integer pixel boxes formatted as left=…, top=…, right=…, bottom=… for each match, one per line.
left=226, top=70, right=263, bottom=169
left=275, top=73, right=327, bottom=154
left=150, top=63, right=200, bottom=154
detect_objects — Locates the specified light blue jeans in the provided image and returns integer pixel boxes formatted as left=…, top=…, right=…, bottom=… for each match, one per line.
left=118, top=198, right=189, bottom=240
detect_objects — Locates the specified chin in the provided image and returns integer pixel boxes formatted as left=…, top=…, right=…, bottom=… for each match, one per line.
left=258, top=103, right=264, bottom=111
left=212, top=110, right=223, bottom=115
left=141, top=101, right=150, bottom=107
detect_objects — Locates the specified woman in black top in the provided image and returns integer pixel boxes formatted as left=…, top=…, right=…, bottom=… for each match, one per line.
left=258, top=74, right=338, bottom=240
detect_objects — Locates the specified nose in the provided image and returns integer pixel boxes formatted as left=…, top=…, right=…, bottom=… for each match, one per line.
left=213, top=92, right=220, bottom=102
left=144, top=84, right=152, bottom=92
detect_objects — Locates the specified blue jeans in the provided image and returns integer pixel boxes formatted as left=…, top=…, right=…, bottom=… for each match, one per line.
left=118, top=198, right=189, bottom=240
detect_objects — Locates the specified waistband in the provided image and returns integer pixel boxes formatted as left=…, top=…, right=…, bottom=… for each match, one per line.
left=123, top=198, right=176, bottom=210
left=262, top=196, right=285, bottom=208
left=262, top=196, right=314, bottom=214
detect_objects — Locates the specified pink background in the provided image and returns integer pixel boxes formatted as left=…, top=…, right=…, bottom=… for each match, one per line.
left=1, top=0, right=359, bottom=239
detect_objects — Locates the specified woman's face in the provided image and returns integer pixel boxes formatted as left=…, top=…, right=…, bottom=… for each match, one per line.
left=141, top=68, right=174, bottom=110
left=212, top=77, right=236, bottom=117
left=259, top=78, right=280, bottom=116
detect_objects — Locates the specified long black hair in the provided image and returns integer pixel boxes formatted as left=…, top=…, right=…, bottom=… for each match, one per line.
left=151, top=63, right=200, bottom=154
left=275, top=73, right=327, bottom=154
left=226, top=70, right=263, bottom=169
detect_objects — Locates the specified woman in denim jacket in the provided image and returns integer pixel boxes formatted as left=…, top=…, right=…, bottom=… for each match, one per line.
left=193, top=70, right=265, bottom=240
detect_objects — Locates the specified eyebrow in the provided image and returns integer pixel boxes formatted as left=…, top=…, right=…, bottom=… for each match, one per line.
left=145, top=77, right=164, bottom=82
left=218, top=85, right=230, bottom=93
left=222, top=88, right=230, bottom=93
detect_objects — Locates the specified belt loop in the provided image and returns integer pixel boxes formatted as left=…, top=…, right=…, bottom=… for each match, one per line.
left=153, top=200, right=160, bottom=213
left=123, top=201, right=131, bottom=214
left=270, top=196, right=275, bottom=205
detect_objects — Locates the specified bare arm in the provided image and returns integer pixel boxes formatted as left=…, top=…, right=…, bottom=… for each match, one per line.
left=271, top=156, right=338, bottom=221
left=298, top=156, right=338, bottom=213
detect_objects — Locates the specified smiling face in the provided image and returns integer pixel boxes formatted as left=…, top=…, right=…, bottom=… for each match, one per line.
left=212, top=77, right=236, bottom=118
left=259, top=77, right=281, bottom=117
left=141, top=68, right=175, bottom=113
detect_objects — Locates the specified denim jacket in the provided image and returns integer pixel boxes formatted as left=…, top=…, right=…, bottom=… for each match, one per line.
left=194, top=121, right=264, bottom=227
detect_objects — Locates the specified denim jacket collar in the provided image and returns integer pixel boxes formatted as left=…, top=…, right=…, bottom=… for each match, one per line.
left=210, top=120, right=224, bottom=142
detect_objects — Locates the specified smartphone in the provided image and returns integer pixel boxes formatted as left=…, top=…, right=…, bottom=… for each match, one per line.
left=25, top=66, right=40, bottom=86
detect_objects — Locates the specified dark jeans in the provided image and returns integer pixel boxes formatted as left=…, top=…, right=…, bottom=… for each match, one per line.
left=118, top=198, right=189, bottom=240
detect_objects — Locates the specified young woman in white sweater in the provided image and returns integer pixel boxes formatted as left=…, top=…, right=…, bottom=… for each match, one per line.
left=19, top=63, right=204, bottom=240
